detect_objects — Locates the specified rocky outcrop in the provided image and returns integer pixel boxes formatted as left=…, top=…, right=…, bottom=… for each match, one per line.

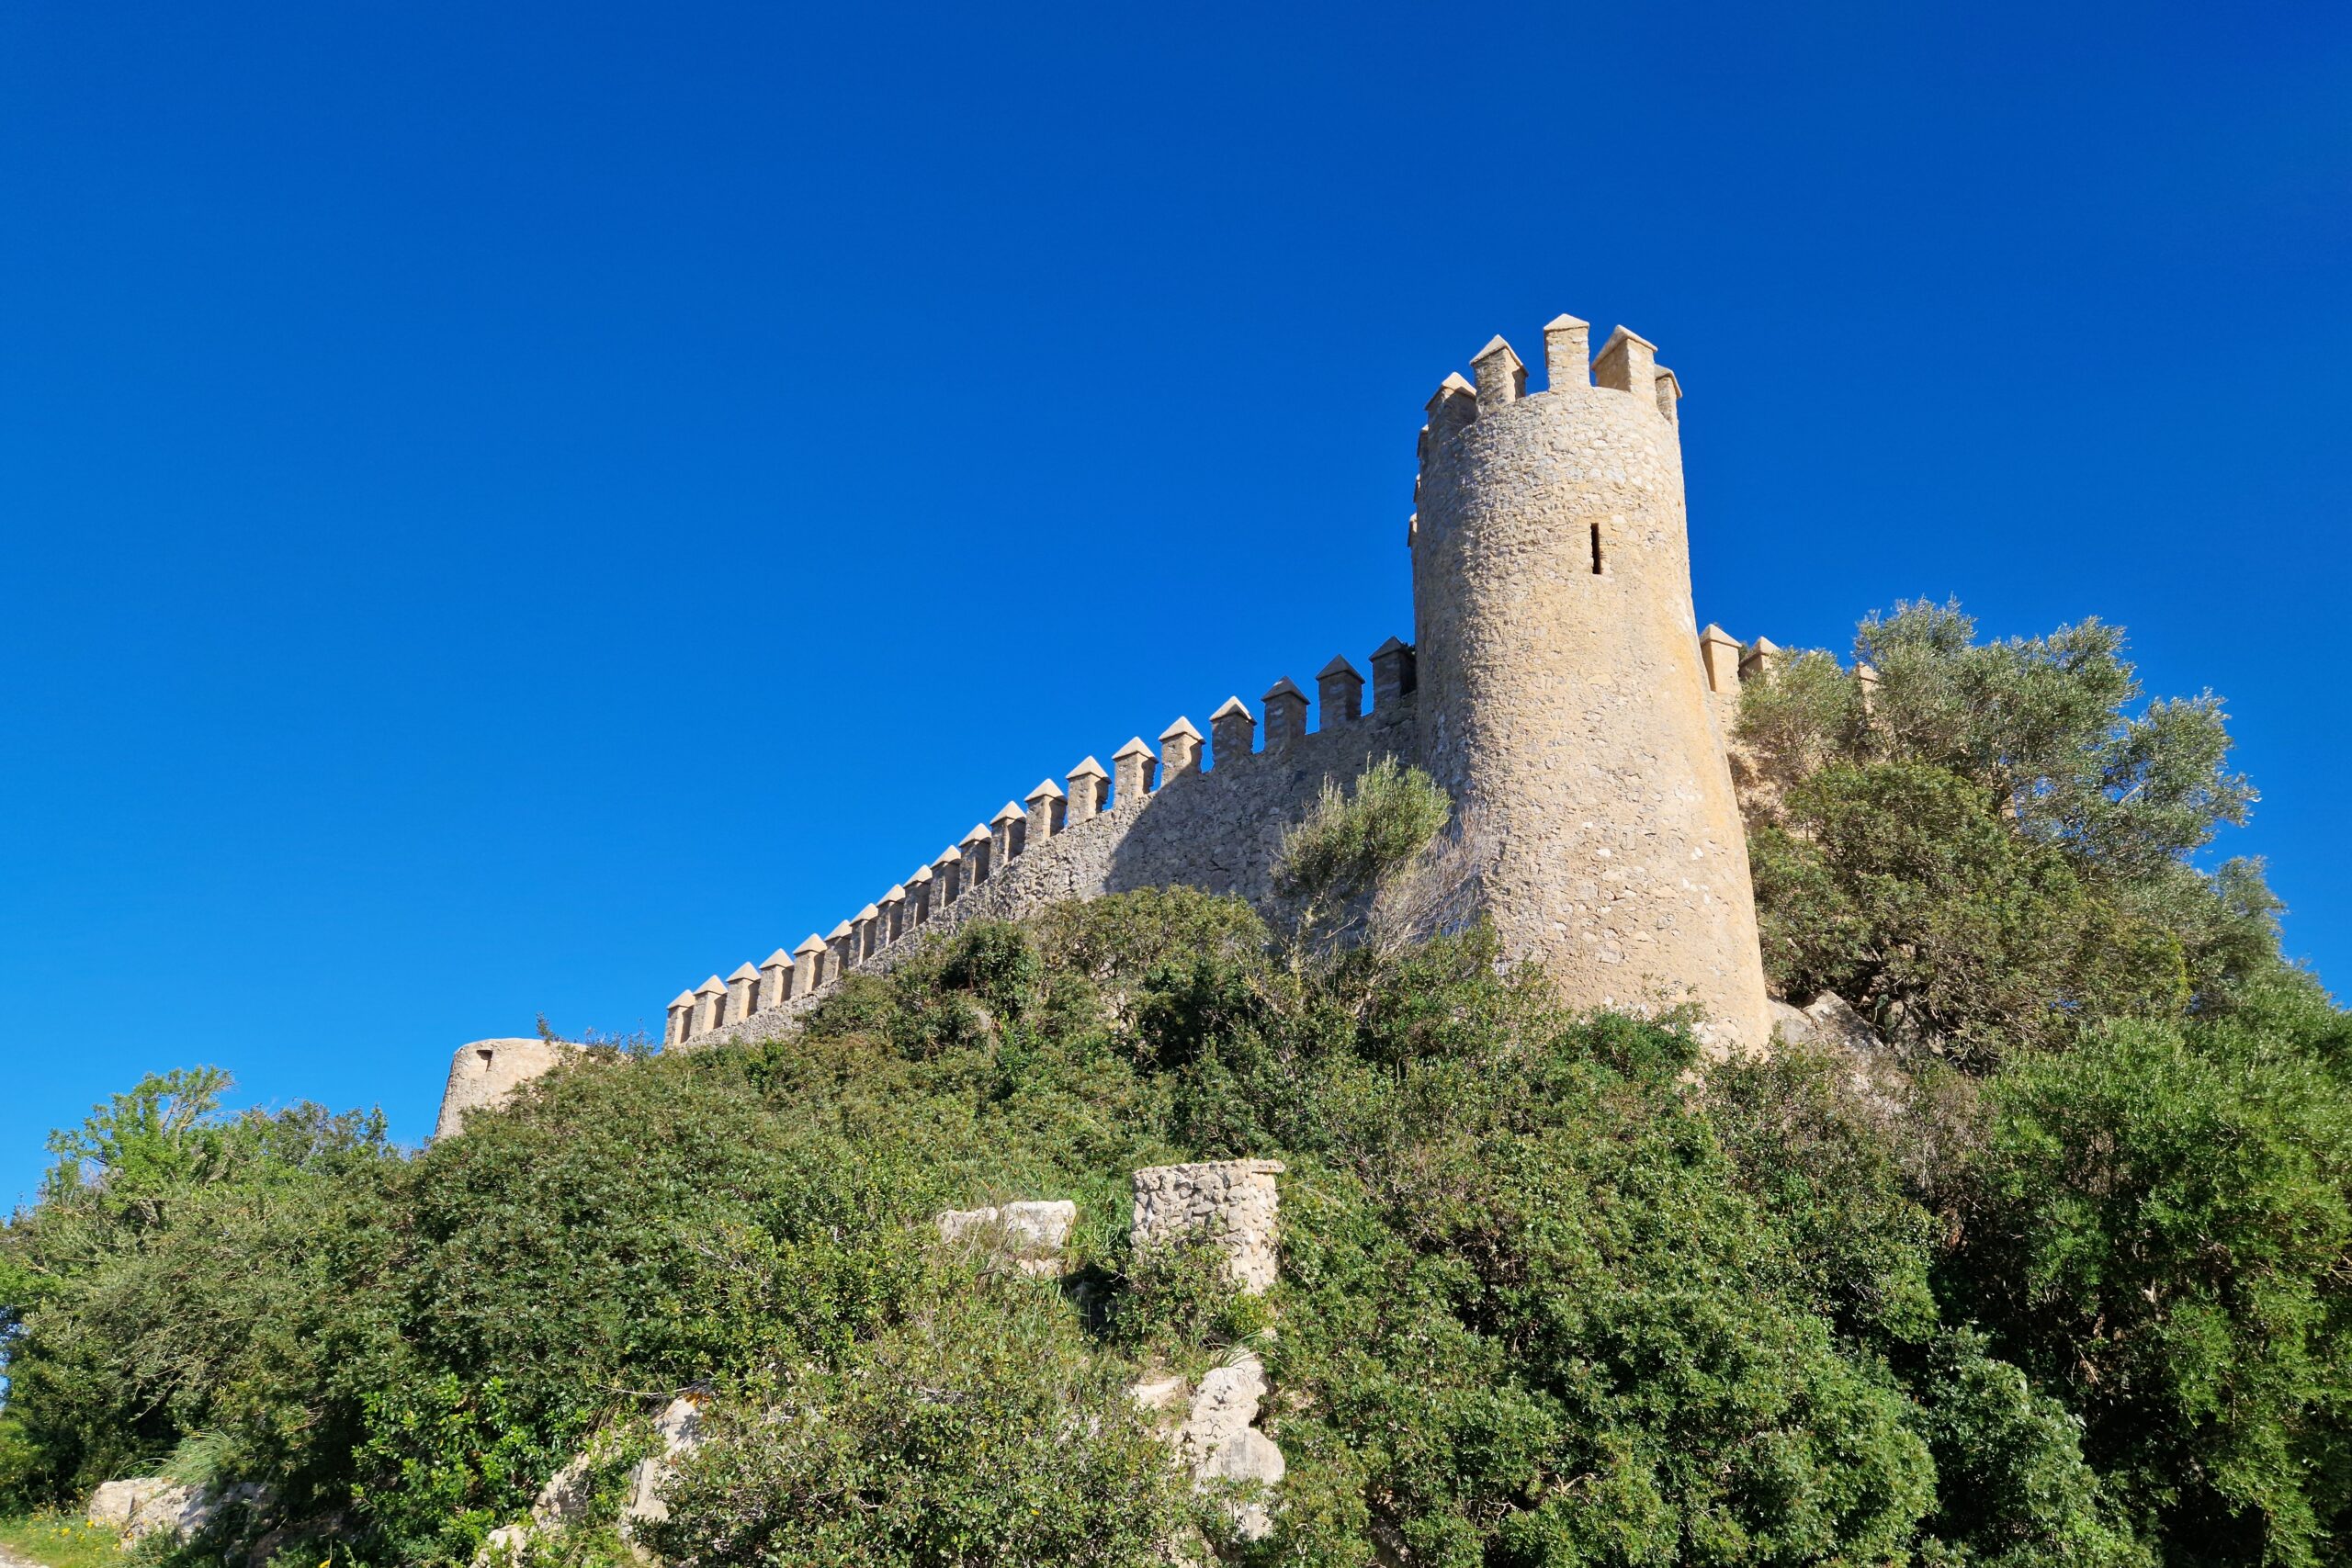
left=481, top=1396, right=703, bottom=1562
left=933, top=1200, right=1077, bottom=1277
left=86, top=1478, right=266, bottom=1544
left=1133, top=1351, right=1287, bottom=1542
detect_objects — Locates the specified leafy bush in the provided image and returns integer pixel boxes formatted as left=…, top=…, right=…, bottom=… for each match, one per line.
left=641, top=1291, right=1184, bottom=1568
left=1740, top=602, right=2279, bottom=1055
left=2, top=741, right=2346, bottom=1566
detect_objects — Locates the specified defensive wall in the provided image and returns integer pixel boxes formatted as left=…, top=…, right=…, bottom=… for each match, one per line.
left=439, top=305, right=1815, bottom=1136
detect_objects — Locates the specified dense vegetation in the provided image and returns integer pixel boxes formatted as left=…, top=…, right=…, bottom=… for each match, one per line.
left=3, top=604, right=2346, bottom=1568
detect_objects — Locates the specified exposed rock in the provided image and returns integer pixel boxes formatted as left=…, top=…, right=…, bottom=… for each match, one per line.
left=1772, top=992, right=1913, bottom=1113
left=934, top=1199, right=1077, bottom=1277
left=620, top=1395, right=704, bottom=1531
left=1178, top=1356, right=1267, bottom=1467
left=1802, top=991, right=1885, bottom=1055
left=481, top=1395, right=704, bottom=1562
left=1128, top=1352, right=1287, bottom=1543
left=85, top=1478, right=266, bottom=1544
left=1129, top=1372, right=1189, bottom=1415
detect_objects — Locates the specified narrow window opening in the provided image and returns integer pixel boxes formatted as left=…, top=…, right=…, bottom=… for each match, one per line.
left=476, top=1048, right=495, bottom=1067
left=1589, top=523, right=1604, bottom=575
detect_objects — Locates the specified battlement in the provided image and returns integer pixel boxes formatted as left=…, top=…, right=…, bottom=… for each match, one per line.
left=666, top=636, right=1425, bottom=1049
left=443, top=302, right=1788, bottom=1134
left=1419, top=315, right=1684, bottom=474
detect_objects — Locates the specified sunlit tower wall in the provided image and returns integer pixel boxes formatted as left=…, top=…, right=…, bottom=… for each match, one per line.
left=1410, top=311, right=1771, bottom=1054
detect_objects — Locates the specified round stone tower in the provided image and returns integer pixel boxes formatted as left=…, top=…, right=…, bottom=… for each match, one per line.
left=1412, top=311, right=1770, bottom=1054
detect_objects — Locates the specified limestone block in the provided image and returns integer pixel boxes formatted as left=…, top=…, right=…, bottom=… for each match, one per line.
left=621, top=1396, right=704, bottom=1531
left=1179, top=1354, right=1284, bottom=1542
left=935, top=1199, right=1078, bottom=1277
left=1129, top=1372, right=1190, bottom=1416
left=86, top=1479, right=263, bottom=1543
left=435, top=1037, right=581, bottom=1140
left=494, top=1395, right=704, bottom=1560
left=1132, top=1159, right=1283, bottom=1294
left=960, top=824, right=992, bottom=885
left=88, top=1479, right=200, bottom=1540
left=1316, top=656, right=1363, bottom=725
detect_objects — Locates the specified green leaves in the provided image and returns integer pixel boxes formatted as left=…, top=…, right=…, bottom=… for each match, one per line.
left=1741, top=601, right=2279, bottom=1055
left=6, top=818, right=2346, bottom=1565
left=1957, top=1012, right=2352, bottom=1564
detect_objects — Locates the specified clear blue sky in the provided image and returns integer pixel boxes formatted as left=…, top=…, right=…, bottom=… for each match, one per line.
left=6, top=2, right=2347, bottom=1204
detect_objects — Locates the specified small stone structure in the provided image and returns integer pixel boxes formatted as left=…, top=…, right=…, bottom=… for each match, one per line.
left=443, top=305, right=1882, bottom=1133
left=1133, top=1158, right=1283, bottom=1295
left=434, top=1037, right=581, bottom=1139
left=933, top=1199, right=1078, bottom=1277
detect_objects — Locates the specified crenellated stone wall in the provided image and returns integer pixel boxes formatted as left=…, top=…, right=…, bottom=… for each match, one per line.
left=672, top=653, right=1422, bottom=1049
left=440, top=304, right=1872, bottom=1136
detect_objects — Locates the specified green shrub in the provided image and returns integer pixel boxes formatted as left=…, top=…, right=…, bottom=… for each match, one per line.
left=6, top=761, right=2348, bottom=1565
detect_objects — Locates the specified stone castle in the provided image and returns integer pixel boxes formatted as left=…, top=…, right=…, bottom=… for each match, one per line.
left=438, top=309, right=1788, bottom=1132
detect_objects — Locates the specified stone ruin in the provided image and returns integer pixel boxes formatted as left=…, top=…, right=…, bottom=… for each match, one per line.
left=1132, top=1158, right=1284, bottom=1295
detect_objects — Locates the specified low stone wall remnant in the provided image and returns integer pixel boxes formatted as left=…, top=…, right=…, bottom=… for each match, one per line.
left=1132, top=1158, right=1283, bottom=1295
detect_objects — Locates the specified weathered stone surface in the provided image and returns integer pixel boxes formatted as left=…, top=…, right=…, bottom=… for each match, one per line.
left=621, top=1396, right=703, bottom=1531
left=483, top=1396, right=703, bottom=1562
left=86, top=1478, right=264, bottom=1543
left=1177, top=1354, right=1285, bottom=1541
left=435, top=1037, right=582, bottom=1139
left=1415, top=328, right=1770, bottom=1056
left=934, top=1200, right=1077, bottom=1276
left=88, top=1478, right=201, bottom=1539
left=1133, top=1159, right=1283, bottom=1294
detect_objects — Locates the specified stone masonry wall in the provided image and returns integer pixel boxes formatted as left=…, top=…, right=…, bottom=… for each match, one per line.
left=1413, top=315, right=1773, bottom=1055
left=435, top=1037, right=582, bottom=1138
left=1132, top=1158, right=1285, bottom=1294
left=676, top=666, right=1421, bottom=1050
left=436, top=303, right=1809, bottom=1141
